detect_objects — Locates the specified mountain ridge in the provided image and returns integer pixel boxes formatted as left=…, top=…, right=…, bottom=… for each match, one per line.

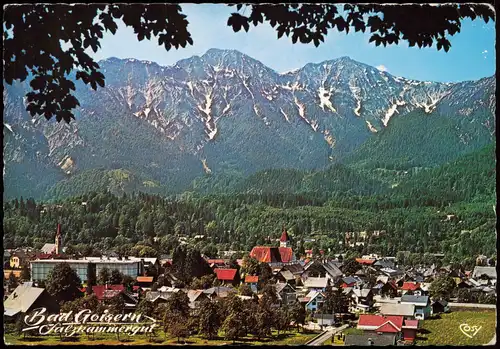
left=3, top=48, right=496, bottom=200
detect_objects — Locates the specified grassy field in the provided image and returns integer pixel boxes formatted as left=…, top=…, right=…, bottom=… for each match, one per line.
left=4, top=328, right=319, bottom=346
left=417, top=310, right=496, bottom=346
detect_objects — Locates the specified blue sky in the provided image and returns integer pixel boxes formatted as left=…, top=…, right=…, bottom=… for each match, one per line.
left=90, top=4, right=496, bottom=83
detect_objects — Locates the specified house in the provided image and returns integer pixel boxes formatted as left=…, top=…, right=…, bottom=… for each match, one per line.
left=379, top=303, right=416, bottom=319
left=214, top=268, right=239, bottom=286
left=313, top=312, right=335, bottom=326
left=303, top=277, right=329, bottom=292
left=186, top=289, right=209, bottom=309
left=341, top=276, right=362, bottom=288
left=357, top=314, right=404, bottom=336
left=4, top=284, right=59, bottom=319
left=431, top=299, right=450, bottom=314
left=203, top=286, right=236, bottom=299
left=373, top=279, right=398, bottom=297
left=244, top=275, right=259, bottom=292
left=345, top=333, right=397, bottom=346
left=304, top=290, right=325, bottom=312
left=373, top=258, right=396, bottom=270
left=274, top=282, right=296, bottom=306
left=400, top=282, right=423, bottom=296
left=9, top=250, right=28, bottom=269
left=86, top=284, right=138, bottom=311
left=347, top=288, right=374, bottom=313
left=472, top=266, right=496, bottom=285
left=301, top=260, right=343, bottom=282
left=136, top=276, right=154, bottom=288
left=356, top=258, right=376, bottom=266
left=402, top=319, right=419, bottom=343
left=275, top=270, right=295, bottom=286
left=400, top=295, right=431, bottom=320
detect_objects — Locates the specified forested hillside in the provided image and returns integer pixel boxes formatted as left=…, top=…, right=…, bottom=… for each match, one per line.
left=4, top=144, right=495, bottom=266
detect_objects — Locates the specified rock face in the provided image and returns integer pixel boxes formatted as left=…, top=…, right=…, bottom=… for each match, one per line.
left=2, top=49, right=495, bottom=198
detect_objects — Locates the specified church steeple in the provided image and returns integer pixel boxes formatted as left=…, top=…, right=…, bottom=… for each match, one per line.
left=55, top=223, right=63, bottom=255
left=280, top=225, right=290, bottom=248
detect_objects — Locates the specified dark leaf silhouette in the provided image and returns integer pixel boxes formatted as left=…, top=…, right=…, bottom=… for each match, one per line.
left=3, top=3, right=494, bottom=123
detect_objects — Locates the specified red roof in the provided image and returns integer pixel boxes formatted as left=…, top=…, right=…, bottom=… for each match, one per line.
left=136, top=276, right=154, bottom=283
left=401, top=282, right=421, bottom=291
left=214, top=268, right=238, bottom=281
left=403, top=320, right=419, bottom=329
left=356, top=258, right=376, bottom=265
left=280, top=228, right=290, bottom=242
left=88, top=285, right=125, bottom=300
left=207, top=259, right=227, bottom=265
left=358, top=315, right=404, bottom=332
left=250, top=247, right=282, bottom=263
left=245, top=275, right=259, bottom=283
left=279, top=247, right=294, bottom=263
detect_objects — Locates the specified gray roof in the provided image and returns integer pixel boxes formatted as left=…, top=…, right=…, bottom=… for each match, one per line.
left=345, top=333, right=396, bottom=346
left=4, top=284, right=46, bottom=315
left=274, top=282, right=295, bottom=294
left=401, top=295, right=429, bottom=305
left=472, top=266, right=496, bottom=279
left=352, top=288, right=372, bottom=298
left=323, top=261, right=343, bottom=278
left=280, top=270, right=295, bottom=281
left=374, top=259, right=396, bottom=269
left=304, top=277, right=329, bottom=289
left=41, top=243, right=56, bottom=254
left=379, top=303, right=415, bottom=317
left=282, top=263, right=304, bottom=275
left=342, top=276, right=359, bottom=284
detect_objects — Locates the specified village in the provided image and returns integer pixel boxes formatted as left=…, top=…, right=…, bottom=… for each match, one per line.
left=4, top=224, right=497, bottom=346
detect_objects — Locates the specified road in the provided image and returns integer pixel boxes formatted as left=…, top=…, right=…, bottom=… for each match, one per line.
left=306, top=324, right=349, bottom=346
left=448, top=302, right=496, bottom=309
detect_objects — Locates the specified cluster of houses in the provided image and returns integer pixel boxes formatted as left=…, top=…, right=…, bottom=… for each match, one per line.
left=3, top=225, right=497, bottom=345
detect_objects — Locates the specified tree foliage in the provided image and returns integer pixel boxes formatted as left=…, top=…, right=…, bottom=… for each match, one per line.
left=45, top=262, right=82, bottom=304
left=3, top=4, right=493, bottom=123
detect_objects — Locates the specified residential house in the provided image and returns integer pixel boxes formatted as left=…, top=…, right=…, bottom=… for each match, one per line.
left=378, top=303, right=416, bottom=319
left=373, top=278, right=398, bottom=298
left=373, top=258, right=396, bottom=270
left=186, top=289, right=209, bottom=309
left=214, top=268, right=239, bottom=286
left=275, top=270, right=295, bottom=286
left=9, top=251, right=28, bottom=269
left=4, top=284, right=59, bottom=319
left=431, top=299, right=450, bottom=314
left=301, top=260, right=343, bottom=283
left=274, top=282, right=297, bottom=306
left=244, top=275, right=259, bottom=292
left=357, top=314, right=404, bottom=340
left=313, top=313, right=335, bottom=326
left=472, top=266, right=496, bottom=286
left=400, top=295, right=431, bottom=320
left=400, top=282, right=423, bottom=296
left=304, top=290, right=325, bottom=312
left=341, top=276, right=363, bottom=288
left=402, top=319, right=419, bottom=343
left=345, top=333, right=397, bottom=346
left=203, top=286, right=236, bottom=299
left=136, top=276, right=154, bottom=288
left=346, top=287, right=374, bottom=313
left=86, top=284, right=138, bottom=312
left=356, top=258, right=376, bottom=266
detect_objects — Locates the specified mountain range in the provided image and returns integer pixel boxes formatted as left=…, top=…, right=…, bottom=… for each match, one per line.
left=2, top=48, right=496, bottom=200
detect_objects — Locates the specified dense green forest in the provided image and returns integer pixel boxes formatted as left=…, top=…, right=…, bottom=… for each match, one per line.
left=3, top=144, right=496, bottom=265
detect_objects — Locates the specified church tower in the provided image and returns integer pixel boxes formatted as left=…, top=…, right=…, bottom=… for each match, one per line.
left=280, top=225, right=291, bottom=248
left=55, top=223, right=63, bottom=255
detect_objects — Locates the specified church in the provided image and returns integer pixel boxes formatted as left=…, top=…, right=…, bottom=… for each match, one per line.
left=249, top=226, right=296, bottom=265
left=40, top=224, right=64, bottom=255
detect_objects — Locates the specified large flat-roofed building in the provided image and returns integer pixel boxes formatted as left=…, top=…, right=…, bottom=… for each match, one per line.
left=30, top=257, right=141, bottom=283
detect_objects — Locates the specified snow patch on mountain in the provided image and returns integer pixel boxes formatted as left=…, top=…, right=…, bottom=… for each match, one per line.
left=280, top=108, right=291, bottom=123
left=318, top=86, right=336, bottom=112
left=366, top=120, right=378, bottom=133
left=323, top=129, right=336, bottom=147
left=4, top=123, right=13, bottom=133
left=201, top=159, right=212, bottom=174
left=382, top=100, right=406, bottom=126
